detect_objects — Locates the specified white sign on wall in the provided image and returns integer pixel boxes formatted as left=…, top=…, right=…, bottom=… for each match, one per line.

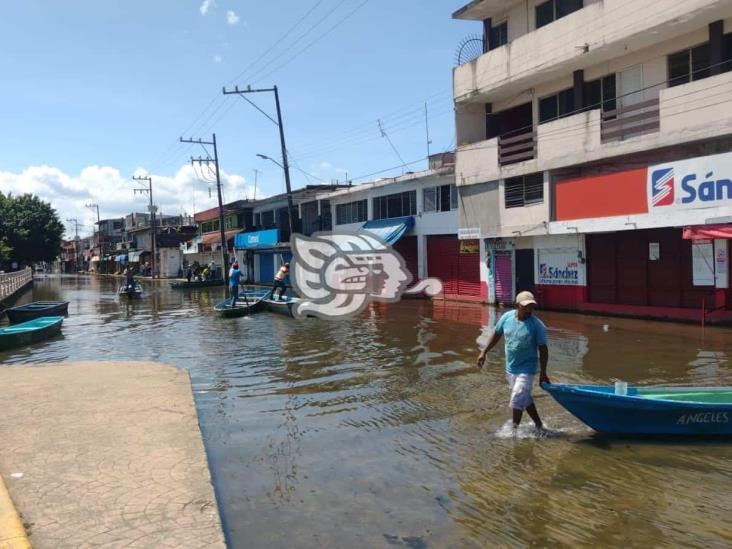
left=715, top=239, right=728, bottom=289
left=692, top=240, right=715, bottom=287
left=648, top=151, right=732, bottom=212
left=537, top=248, right=584, bottom=286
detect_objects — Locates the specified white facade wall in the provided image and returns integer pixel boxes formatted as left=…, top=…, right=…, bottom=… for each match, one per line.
left=454, top=0, right=729, bottom=103
left=326, top=170, right=458, bottom=281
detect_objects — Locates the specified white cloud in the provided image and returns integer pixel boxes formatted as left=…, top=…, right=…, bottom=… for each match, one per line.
left=200, top=0, right=213, bottom=15
left=0, top=163, right=253, bottom=240
left=214, top=54, right=222, bottom=64
left=226, top=10, right=240, bottom=25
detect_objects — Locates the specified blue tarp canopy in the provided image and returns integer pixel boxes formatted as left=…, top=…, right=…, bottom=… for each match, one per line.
left=115, top=255, right=128, bottom=263
left=360, top=216, right=414, bottom=245
left=234, top=228, right=280, bottom=249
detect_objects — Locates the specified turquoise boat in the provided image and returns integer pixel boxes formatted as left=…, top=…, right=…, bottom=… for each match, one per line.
left=542, top=383, right=732, bottom=435
left=0, top=316, right=64, bottom=351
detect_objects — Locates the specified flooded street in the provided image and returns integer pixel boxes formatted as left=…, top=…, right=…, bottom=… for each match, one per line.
left=3, top=275, right=732, bottom=548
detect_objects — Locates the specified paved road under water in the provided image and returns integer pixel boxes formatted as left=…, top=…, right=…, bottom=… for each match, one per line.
left=2, top=275, right=732, bottom=548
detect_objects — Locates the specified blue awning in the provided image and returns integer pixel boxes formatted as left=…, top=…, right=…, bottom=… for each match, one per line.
left=360, top=216, right=414, bottom=245
left=234, top=228, right=280, bottom=249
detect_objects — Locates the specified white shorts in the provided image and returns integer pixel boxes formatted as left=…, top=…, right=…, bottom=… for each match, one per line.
left=506, top=373, right=535, bottom=410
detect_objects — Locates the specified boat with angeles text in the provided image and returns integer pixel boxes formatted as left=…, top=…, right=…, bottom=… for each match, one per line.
left=542, top=383, right=732, bottom=435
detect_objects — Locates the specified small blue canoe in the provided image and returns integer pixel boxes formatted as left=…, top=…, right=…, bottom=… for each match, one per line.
left=214, top=289, right=270, bottom=318
left=542, top=383, right=732, bottom=435
left=6, top=301, right=69, bottom=324
left=0, top=316, right=64, bottom=351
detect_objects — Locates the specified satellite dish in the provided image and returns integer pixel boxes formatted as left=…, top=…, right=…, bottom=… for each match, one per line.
left=455, top=35, right=485, bottom=66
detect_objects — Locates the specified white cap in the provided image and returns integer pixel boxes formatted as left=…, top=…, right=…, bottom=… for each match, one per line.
left=516, top=291, right=537, bottom=306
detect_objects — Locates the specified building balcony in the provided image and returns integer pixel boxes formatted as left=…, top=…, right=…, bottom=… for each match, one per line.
left=456, top=71, right=732, bottom=185
left=453, top=0, right=729, bottom=104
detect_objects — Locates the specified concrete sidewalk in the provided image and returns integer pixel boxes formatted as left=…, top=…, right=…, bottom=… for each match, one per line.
left=0, top=361, right=225, bottom=548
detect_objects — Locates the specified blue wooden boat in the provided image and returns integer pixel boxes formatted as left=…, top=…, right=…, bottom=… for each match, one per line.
left=214, top=289, right=269, bottom=318
left=0, top=316, right=64, bottom=351
left=6, top=301, right=69, bottom=324
left=542, top=383, right=732, bottom=435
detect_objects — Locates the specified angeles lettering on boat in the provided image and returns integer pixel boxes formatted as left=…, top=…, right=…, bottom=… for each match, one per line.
left=676, top=412, right=729, bottom=425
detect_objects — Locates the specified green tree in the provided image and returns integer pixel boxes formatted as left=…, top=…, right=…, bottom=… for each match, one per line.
left=0, top=193, right=65, bottom=264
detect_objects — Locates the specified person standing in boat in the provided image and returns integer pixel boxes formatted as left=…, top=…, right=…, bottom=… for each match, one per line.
left=228, top=261, right=242, bottom=307
left=271, top=262, right=289, bottom=301
left=124, top=266, right=135, bottom=291
left=476, top=291, right=550, bottom=430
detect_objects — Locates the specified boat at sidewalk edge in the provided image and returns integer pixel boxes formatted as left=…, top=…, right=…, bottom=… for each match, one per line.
left=0, top=316, right=64, bottom=351
left=6, top=301, right=69, bottom=324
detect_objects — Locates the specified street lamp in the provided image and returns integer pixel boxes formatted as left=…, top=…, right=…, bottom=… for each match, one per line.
left=256, top=153, right=283, bottom=169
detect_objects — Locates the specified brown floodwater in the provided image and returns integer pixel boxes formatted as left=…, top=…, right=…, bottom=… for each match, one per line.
left=3, top=275, right=732, bottom=548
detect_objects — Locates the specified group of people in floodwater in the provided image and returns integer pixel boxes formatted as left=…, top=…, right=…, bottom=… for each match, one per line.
left=184, top=260, right=219, bottom=283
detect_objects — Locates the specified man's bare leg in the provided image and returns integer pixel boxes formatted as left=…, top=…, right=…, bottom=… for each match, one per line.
left=525, top=404, right=543, bottom=429
left=512, top=408, right=523, bottom=427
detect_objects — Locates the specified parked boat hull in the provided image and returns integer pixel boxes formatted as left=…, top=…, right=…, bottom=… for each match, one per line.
left=542, top=384, right=732, bottom=435
left=6, top=301, right=69, bottom=324
left=0, top=316, right=64, bottom=351
left=170, top=279, right=225, bottom=290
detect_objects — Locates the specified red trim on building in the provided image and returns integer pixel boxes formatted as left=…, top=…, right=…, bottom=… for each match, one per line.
left=555, top=168, right=648, bottom=221
left=427, top=235, right=481, bottom=300
left=534, top=285, right=587, bottom=310
left=393, top=236, right=419, bottom=285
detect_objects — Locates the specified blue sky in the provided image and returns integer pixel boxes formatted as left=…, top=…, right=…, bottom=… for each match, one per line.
left=0, top=0, right=472, bottom=235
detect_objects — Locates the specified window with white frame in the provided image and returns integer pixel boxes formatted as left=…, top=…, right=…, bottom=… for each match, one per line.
left=423, top=184, right=458, bottom=212
left=372, top=191, right=416, bottom=220
left=335, top=200, right=367, bottom=225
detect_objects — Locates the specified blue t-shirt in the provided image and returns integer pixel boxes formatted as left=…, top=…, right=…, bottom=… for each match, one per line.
left=229, top=267, right=241, bottom=288
left=494, top=311, right=548, bottom=375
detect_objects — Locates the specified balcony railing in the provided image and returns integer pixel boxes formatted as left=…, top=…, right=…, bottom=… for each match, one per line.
left=498, top=128, right=536, bottom=165
left=601, top=98, right=660, bottom=143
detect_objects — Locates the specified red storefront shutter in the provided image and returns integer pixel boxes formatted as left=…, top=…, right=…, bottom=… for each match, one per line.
left=587, top=233, right=617, bottom=304
left=427, top=235, right=458, bottom=295
left=457, top=245, right=481, bottom=296
left=646, top=228, right=681, bottom=307
left=494, top=252, right=513, bottom=304
left=393, top=236, right=419, bottom=285
left=616, top=231, right=648, bottom=306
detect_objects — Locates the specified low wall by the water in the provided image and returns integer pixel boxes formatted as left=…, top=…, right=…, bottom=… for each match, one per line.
left=0, top=268, right=33, bottom=304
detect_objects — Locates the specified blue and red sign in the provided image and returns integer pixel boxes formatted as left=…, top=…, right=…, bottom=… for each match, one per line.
left=648, top=152, right=732, bottom=211
left=650, top=168, right=674, bottom=207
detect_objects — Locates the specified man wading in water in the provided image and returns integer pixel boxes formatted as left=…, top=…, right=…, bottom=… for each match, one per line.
left=476, top=291, right=551, bottom=429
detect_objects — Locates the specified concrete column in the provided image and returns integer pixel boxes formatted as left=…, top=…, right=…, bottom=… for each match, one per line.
left=709, top=20, right=724, bottom=76
left=573, top=69, right=584, bottom=110
left=418, top=235, right=427, bottom=280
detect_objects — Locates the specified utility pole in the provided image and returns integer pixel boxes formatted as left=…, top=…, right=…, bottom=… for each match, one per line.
left=180, top=134, right=230, bottom=287
left=85, top=203, right=102, bottom=273
left=66, top=218, right=81, bottom=273
left=253, top=169, right=260, bottom=200
left=425, top=102, right=432, bottom=165
left=132, top=175, right=157, bottom=279
left=222, top=85, right=296, bottom=235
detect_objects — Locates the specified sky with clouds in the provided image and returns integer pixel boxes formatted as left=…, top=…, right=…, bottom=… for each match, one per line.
left=0, top=1, right=469, bottom=237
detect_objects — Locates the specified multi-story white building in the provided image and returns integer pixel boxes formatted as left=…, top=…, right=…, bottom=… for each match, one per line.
left=453, top=0, right=732, bottom=321
left=322, top=153, right=482, bottom=300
